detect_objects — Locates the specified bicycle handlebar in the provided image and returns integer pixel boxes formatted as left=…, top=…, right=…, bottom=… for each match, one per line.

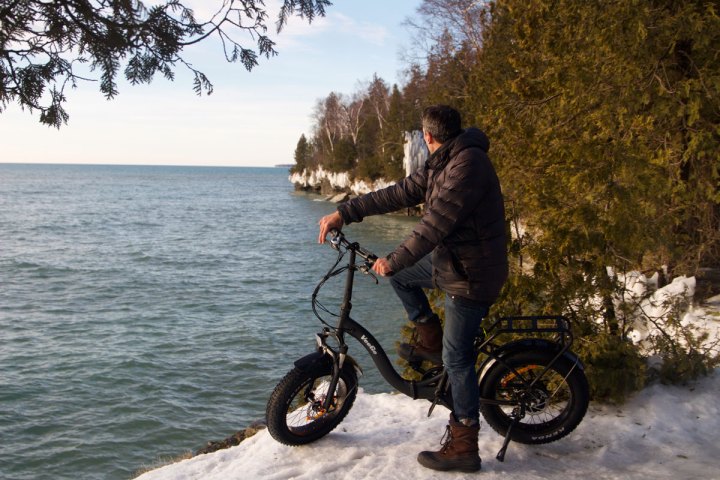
left=329, top=229, right=378, bottom=265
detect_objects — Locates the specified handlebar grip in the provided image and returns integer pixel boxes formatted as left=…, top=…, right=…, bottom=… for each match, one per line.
left=329, top=229, right=344, bottom=249
left=326, top=230, right=380, bottom=267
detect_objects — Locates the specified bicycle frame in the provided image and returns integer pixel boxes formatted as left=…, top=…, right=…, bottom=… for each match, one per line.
left=312, top=244, right=450, bottom=411
left=311, top=234, right=580, bottom=415
left=283, top=231, right=587, bottom=462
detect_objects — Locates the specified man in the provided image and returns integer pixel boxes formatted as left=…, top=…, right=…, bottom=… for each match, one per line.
left=318, top=105, right=508, bottom=472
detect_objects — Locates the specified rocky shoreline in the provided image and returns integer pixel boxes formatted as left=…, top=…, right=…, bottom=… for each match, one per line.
left=195, top=420, right=268, bottom=456
left=288, top=167, right=396, bottom=197
left=289, top=167, right=422, bottom=215
left=287, top=128, right=429, bottom=200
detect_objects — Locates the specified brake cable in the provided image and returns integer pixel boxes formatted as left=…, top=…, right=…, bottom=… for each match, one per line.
left=311, top=246, right=348, bottom=329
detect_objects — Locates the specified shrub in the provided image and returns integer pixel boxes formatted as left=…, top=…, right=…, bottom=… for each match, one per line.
left=577, top=333, right=646, bottom=404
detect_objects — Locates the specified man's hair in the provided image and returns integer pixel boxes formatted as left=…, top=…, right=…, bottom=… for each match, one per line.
left=422, top=105, right=462, bottom=144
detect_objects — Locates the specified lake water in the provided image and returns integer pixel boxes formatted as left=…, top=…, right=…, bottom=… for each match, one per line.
left=0, top=164, right=418, bottom=480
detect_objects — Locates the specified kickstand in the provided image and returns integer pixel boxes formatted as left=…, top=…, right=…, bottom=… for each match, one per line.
left=496, top=413, right=521, bottom=462
left=427, top=397, right=440, bottom=417
left=427, top=372, right=449, bottom=418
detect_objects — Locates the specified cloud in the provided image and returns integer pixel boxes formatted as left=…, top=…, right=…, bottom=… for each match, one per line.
left=268, top=4, right=389, bottom=48
left=331, top=12, right=389, bottom=46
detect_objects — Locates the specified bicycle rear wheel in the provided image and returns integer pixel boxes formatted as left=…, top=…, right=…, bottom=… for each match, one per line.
left=266, top=361, right=358, bottom=445
left=479, top=349, right=589, bottom=444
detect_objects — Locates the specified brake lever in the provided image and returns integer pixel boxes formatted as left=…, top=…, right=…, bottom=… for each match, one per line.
left=359, top=261, right=379, bottom=284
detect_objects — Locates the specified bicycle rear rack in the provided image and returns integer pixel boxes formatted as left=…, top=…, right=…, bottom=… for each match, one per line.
left=493, top=315, right=571, bottom=335
left=479, top=315, right=574, bottom=349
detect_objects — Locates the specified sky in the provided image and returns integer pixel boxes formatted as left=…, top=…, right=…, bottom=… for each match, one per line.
left=1, top=1, right=423, bottom=167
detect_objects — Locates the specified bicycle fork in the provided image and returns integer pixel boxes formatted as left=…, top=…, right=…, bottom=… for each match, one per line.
left=321, top=343, right=348, bottom=412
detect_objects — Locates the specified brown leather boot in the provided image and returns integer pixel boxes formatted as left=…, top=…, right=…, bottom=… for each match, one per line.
left=417, top=417, right=481, bottom=472
left=398, top=315, right=443, bottom=365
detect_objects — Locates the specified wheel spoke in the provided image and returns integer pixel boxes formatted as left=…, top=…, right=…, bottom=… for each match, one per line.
left=480, top=351, right=589, bottom=444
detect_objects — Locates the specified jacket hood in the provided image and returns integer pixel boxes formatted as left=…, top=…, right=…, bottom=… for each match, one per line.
left=427, top=127, right=490, bottom=170
left=453, top=127, right=490, bottom=154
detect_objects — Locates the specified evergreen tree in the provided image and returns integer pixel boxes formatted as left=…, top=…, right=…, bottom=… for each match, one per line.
left=0, top=0, right=330, bottom=127
left=328, top=137, right=356, bottom=173
left=472, top=0, right=719, bottom=394
left=292, top=134, right=313, bottom=173
left=395, top=0, right=719, bottom=396
left=382, top=84, right=410, bottom=179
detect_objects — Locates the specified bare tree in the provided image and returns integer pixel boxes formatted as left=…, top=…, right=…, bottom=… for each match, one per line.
left=312, top=92, right=344, bottom=153
left=339, top=92, right=364, bottom=147
left=365, top=75, right=389, bottom=130
left=403, top=0, right=488, bottom=62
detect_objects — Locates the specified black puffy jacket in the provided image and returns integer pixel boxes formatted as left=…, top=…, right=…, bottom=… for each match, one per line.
left=337, top=127, right=508, bottom=304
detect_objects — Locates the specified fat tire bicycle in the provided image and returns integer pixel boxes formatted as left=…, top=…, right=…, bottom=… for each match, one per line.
left=266, top=230, right=589, bottom=461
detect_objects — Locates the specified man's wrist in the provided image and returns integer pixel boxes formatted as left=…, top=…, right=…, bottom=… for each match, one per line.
left=336, top=206, right=350, bottom=225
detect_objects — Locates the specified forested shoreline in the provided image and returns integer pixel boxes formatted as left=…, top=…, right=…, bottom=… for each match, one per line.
left=292, top=0, right=720, bottom=399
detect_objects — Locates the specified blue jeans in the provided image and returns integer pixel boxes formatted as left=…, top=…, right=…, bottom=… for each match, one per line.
left=390, top=255, right=489, bottom=422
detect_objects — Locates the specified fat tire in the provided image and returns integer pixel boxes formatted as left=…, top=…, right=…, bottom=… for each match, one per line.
left=266, top=362, right=358, bottom=446
left=479, top=349, right=589, bottom=445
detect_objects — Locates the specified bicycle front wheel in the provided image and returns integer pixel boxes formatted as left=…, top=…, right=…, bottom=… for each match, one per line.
left=266, top=361, right=358, bottom=446
left=479, top=349, right=589, bottom=444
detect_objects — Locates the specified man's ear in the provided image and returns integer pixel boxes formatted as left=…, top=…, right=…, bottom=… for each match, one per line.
left=423, top=130, right=433, bottom=145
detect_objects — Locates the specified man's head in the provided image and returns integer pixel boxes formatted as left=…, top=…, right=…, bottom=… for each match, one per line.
left=422, top=105, right=462, bottom=150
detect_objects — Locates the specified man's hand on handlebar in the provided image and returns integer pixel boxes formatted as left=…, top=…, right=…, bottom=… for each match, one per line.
left=372, top=257, right=393, bottom=277
left=318, top=211, right=344, bottom=244
left=317, top=219, right=392, bottom=276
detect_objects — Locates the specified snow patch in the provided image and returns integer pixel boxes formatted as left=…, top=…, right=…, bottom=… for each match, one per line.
left=289, top=167, right=396, bottom=195
left=136, top=371, right=720, bottom=480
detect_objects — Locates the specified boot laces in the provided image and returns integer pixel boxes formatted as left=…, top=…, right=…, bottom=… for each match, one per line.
left=439, top=425, right=453, bottom=453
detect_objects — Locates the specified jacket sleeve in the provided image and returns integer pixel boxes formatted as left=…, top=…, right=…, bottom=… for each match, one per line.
left=337, top=168, right=427, bottom=224
left=388, top=150, right=489, bottom=272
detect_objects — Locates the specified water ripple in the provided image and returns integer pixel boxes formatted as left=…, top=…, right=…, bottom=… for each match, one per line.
left=0, top=164, right=416, bottom=480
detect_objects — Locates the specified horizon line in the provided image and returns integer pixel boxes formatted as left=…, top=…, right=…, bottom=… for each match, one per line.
left=0, top=161, right=293, bottom=169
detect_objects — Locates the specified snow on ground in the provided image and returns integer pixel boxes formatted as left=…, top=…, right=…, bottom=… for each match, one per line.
left=135, top=288, right=720, bottom=479
left=136, top=368, right=720, bottom=480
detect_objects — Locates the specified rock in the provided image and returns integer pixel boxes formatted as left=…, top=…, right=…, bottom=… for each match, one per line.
left=329, top=192, right=349, bottom=203
left=319, top=178, right=335, bottom=196
left=289, top=132, right=426, bottom=195
left=195, top=420, right=267, bottom=456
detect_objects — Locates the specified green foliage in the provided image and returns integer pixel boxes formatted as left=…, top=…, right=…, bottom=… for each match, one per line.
left=639, top=294, right=720, bottom=385
left=327, top=138, right=357, bottom=173
left=577, top=333, right=647, bottom=404
left=355, top=155, right=385, bottom=181
left=300, top=0, right=720, bottom=399
left=478, top=0, right=719, bottom=395
left=291, top=134, right=313, bottom=174
left=381, top=85, right=412, bottom=180
left=477, top=0, right=719, bottom=278
left=0, top=0, right=330, bottom=127
left=654, top=340, right=719, bottom=385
